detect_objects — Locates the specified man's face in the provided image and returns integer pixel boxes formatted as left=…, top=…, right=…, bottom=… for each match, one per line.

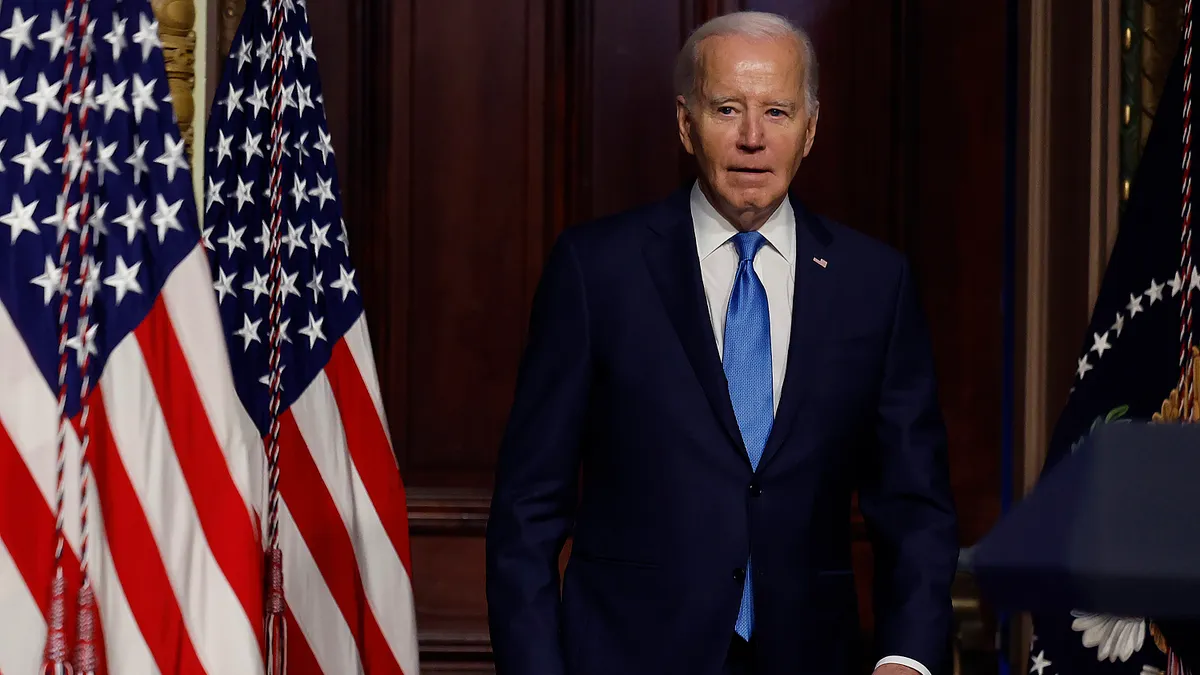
left=677, top=33, right=818, bottom=228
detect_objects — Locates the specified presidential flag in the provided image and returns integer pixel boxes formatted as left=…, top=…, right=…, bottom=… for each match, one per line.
left=1027, top=10, right=1197, bottom=675
left=201, top=1, right=420, bottom=673
left=0, top=0, right=269, bottom=673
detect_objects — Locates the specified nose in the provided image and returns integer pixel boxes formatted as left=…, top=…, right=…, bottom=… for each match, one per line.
left=737, top=114, right=765, bottom=152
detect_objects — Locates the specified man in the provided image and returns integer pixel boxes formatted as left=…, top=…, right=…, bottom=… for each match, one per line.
left=485, top=10, right=959, bottom=675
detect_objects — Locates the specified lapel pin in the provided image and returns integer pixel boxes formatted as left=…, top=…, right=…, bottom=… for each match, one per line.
left=812, top=257, right=828, bottom=268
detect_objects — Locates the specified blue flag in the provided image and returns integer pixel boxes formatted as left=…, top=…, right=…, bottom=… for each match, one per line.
left=1029, top=17, right=1198, bottom=675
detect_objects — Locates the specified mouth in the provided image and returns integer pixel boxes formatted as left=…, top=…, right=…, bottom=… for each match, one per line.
left=728, top=167, right=772, bottom=175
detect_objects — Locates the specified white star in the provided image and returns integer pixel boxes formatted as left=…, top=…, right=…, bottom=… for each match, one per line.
left=220, top=83, right=244, bottom=120
left=270, top=317, right=293, bottom=346
left=309, top=176, right=334, bottom=211
left=30, top=256, right=67, bottom=305
left=95, top=139, right=120, bottom=184
left=290, top=175, right=310, bottom=210
left=256, top=35, right=271, bottom=65
left=1091, top=331, right=1112, bottom=358
left=213, top=267, right=237, bottom=304
left=218, top=225, right=247, bottom=257
left=279, top=269, right=301, bottom=302
left=1029, top=650, right=1051, bottom=675
left=1127, top=293, right=1144, bottom=317
left=1145, top=279, right=1165, bottom=305
left=309, top=221, right=331, bottom=258
left=23, top=74, right=62, bottom=123
left=1191, top=264, right=1200, bottom=294
left=1077, top=356, right=1093, bottom=379
left=113, top=196, right=146, bottom=244
left=254, top=223, right=271, bottom=258
left=337, top=218, right=350, bottom=256
left=103, top=255, right=143, bottom=305
left=150, top=196, right=183, bottom=242
left=299, top=312, right=326, bottom=348
left=76, top=257, right=103, bottom=306
left=259, top=365, right=286, bottom=391
left=55, top=134, right=89, bottom=184
left=132, top=13, right=162, bottom=62
left=96, top=74, right=129, bottom=121
left=235, top=176, right=256, bottom=212
left=201, top=225, right=214, bottom=251
left=37, top=10, right=69, bottom=60
left=283, top=221, right=307, bottom=256
left=0, top=72, right=22, bottom=117
left=65, top=321, right=99, bottom=367
left=306, top=269, right=324, bottom=302
left=243, top=266, right=270, bottom=304
left=241, top=129, right=264, bottom=164
left=315, top=128, right=335, bottom=164
left=330, top=264, right=357, bottom=301
left=245, top=81, right=269, bottom=118
left=86, top=199, right=109, bottom=241
left=298, top=34, right=316, bottom=70
left=293, top=131, right=310, bottom=165
left=234, top=313, right=262, bottom=351
left=215, top=129, right=234, bottom=166
left=280, top=83, right=297, bottom=114
left=206, top=178, right=226, bottom=212
left=130, top=74, right=158, bottom=123
left=1, top=194, right=38, bottom=243
left=1, top=8, right=36, bottom=59
left=41, top=195, right=80, bottom=243
left=13, top=134, right=51, bottom=183
left=280, top=35, right=294, bottom=70
left=156, top=134, right=189, bottom=183
left=235, top=37, right=252, bottom=72
left=296, top=83, right=314, bottom=118
left=126, top=137, right=149, bottom=184
left=1169, top=270, right=1184, bottom=297
left=105, top=12, right=127, bottom=60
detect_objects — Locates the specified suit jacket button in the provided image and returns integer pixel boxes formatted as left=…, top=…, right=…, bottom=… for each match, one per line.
left=749, top=482, right=762, bottom=496
left=733, top=568, right=746, bottom=582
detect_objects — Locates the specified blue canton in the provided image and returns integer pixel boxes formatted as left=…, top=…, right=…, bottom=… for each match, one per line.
left=203, top=0, right=361, bottom=435
left=0, top=0, right=199, bottom=415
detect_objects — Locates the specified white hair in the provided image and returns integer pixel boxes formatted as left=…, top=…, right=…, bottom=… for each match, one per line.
left=674, top=11, right=819, bottom=115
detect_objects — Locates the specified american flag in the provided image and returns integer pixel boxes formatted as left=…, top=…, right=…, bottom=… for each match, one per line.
left=202, top=0, right=419, bottom=674
left=0, top=0, right=418, bottom=672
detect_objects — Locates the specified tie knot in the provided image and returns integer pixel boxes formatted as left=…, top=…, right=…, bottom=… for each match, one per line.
left=731, top=231, right=767, bottom=263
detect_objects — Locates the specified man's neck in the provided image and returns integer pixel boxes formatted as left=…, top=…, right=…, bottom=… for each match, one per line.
left=697, top=181, right=783, bottom=233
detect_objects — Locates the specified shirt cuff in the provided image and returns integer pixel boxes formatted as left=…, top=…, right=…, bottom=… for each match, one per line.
left=875, top=655, right=932, bottom=675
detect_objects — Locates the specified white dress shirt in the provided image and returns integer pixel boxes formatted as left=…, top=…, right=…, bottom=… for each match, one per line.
left=688, top=181, right=933, bottom=675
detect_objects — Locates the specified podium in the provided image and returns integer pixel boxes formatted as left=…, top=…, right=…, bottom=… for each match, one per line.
left=970, top=421, right=1200, bottom=666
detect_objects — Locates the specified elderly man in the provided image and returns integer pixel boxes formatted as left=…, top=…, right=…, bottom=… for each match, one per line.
left=485, top=10, right=959, bottom=675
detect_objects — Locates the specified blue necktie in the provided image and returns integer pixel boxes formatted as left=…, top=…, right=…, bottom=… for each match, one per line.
left=723, top=231, right=774, bottom=641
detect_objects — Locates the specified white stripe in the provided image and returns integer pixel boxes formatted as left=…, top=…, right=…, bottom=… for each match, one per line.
left=343, top=314, right=394, bottom=447
left=0, top=536, right=43, bottom=675
left=278, top=498, right=364, bottom=675
left=291, top=372, right=420, bottom=674
left=162, top=244, right=267, bottom=540
left=100, top=338, right=263, bottom=675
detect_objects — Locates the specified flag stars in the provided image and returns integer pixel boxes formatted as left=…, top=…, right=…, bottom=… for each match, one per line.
left=131, top=74, right=159, bottom=123
left=243, top=266, right=270, bottom=304
left=283, top=222, right=307, bottom=256
left=1029, top=650, right=1051, bottom=675
left=259, top=365, right=286, bottom=390
left=315, top=128, right=335, bottom=164
left=219, top=225, right=248, bottom=256
left=299, top=312, right=326, bottom=347
left=1, top=194, right=39, bottom=243
left=1190, top=264, right=1200, bottom=294
left=1169, top=270, right=1184, bottom=297
left=213, top=267, right=237, bottom=303
left=309, top=176, right=334, bottom=211
left=279, top=269, right=301, bottom=302
left=235, top=37, right=253, bottom=72
left=1090, top=331, right=1112, bottom=358
left=297, top=34, right=316, bottom=70
left=1077, top=356, right=1093, bottom=379
left=156, top=134, right=189, bottom=183
left=1145, top=279, right=1165, bottom=305
left=220, top=83, right=245, bottom=120
left=105, top=12, right=128, bottom=60
left=290, top=175, right=309, bottom=209
left=24, top=73, right=63, bottom=123
left=30, top=256, right=67, bottom=305
left=14, top=133, right=52, bottom=183
left=114, top=196, right=146, bottom=244
left=235, top=313, right=263, bottom=350
left=37, top=10, right=70, bottom=61
left=0, top=72, right=22, bottom=116
left=104, top=256, right=143, bottom=305
left=235, top=176, right=256, bottom=211
left=206, top=178, right=226, bottom=212
left=306, top=269, right=324, bottom=302
left=241, top=129, right=264, bottom=164
left=1126, top=293, right=1144, bottom=317
left=150, top=195, right=184, bottom=243
left=330, top=264, right=357, bottom=300
left=132, top=13, right=163, bottom=62
left=1, top=8, right=36, bottom=59
left=66, top=322, right=99, bottom=367
left=127, top=137, right=149, bottom=184
left=309, top=221, right=330, bottom=258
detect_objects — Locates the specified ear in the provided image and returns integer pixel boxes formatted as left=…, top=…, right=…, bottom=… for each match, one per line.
left=801, top=103, right=819, bottom=157
left=676, top=95, right=696, bottom=155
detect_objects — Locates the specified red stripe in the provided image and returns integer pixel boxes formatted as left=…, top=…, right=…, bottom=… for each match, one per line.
left=274, top=410, right=404, bottom=674
left=134, top=300, right=266, bottom=654
left=284, top=604, right=322, bottom=674
left=326, top=340, right=412, bottom=573
left=85, top=392, right=207, bottom=675
left=0, top=418, right=109, bottom=675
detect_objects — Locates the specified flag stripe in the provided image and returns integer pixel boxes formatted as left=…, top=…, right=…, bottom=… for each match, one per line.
left=326, top=338, right=412, bottom=573
left=275, top=410, right=404, bottom=674
left=134, top=297, right=266, bottom=654
left=277, top=498, right=363, bottom=674
left=342, top=316, right=392, bottom=442
left=284, top=604, right=323, bottom=675
left=161, top=246, right=266, bottom=523
left=100, top=336, right=262, bottom=675
left=85, top=391, right=208, bottom=675
left=291, top=367, right=419, bottom=673
left=86, top=498, right=153, bottom=675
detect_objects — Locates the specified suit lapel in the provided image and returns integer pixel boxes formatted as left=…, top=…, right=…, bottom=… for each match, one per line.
left=643, top=191, right=747, bottom=456
left=759, top=198, right=835, bottom=470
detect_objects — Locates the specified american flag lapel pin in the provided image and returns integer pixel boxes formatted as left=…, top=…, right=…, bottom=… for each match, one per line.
left=813, top=257, right=828, bottom=268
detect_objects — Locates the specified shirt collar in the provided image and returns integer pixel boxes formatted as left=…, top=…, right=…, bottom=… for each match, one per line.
left=689, top=180, right=796, bottom=265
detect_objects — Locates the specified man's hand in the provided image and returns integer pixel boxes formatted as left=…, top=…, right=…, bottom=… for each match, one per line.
left=873, top=664, right=922, bottom=675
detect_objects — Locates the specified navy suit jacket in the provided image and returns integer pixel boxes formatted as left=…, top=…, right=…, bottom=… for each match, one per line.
left=485, top=187, right=959, bottom=675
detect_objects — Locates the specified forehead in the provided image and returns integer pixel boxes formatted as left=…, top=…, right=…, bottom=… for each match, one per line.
left=697, top=34, right=804, bottom=97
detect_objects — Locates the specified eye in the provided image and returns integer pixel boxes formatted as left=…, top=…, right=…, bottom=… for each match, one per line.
left=717, top=106, right=736, bottom=115
left=767, top=108, right=787, bottom=118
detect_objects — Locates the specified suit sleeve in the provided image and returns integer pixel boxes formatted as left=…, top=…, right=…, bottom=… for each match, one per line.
left=857, top=257, right=960, bottom=674
left=485, top=233, right=591, bottom=675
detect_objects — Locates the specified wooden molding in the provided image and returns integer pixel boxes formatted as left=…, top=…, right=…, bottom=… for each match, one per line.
left=407, top=487, right=491, bottom=534
left=151, top=0, right=197, bottom=160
